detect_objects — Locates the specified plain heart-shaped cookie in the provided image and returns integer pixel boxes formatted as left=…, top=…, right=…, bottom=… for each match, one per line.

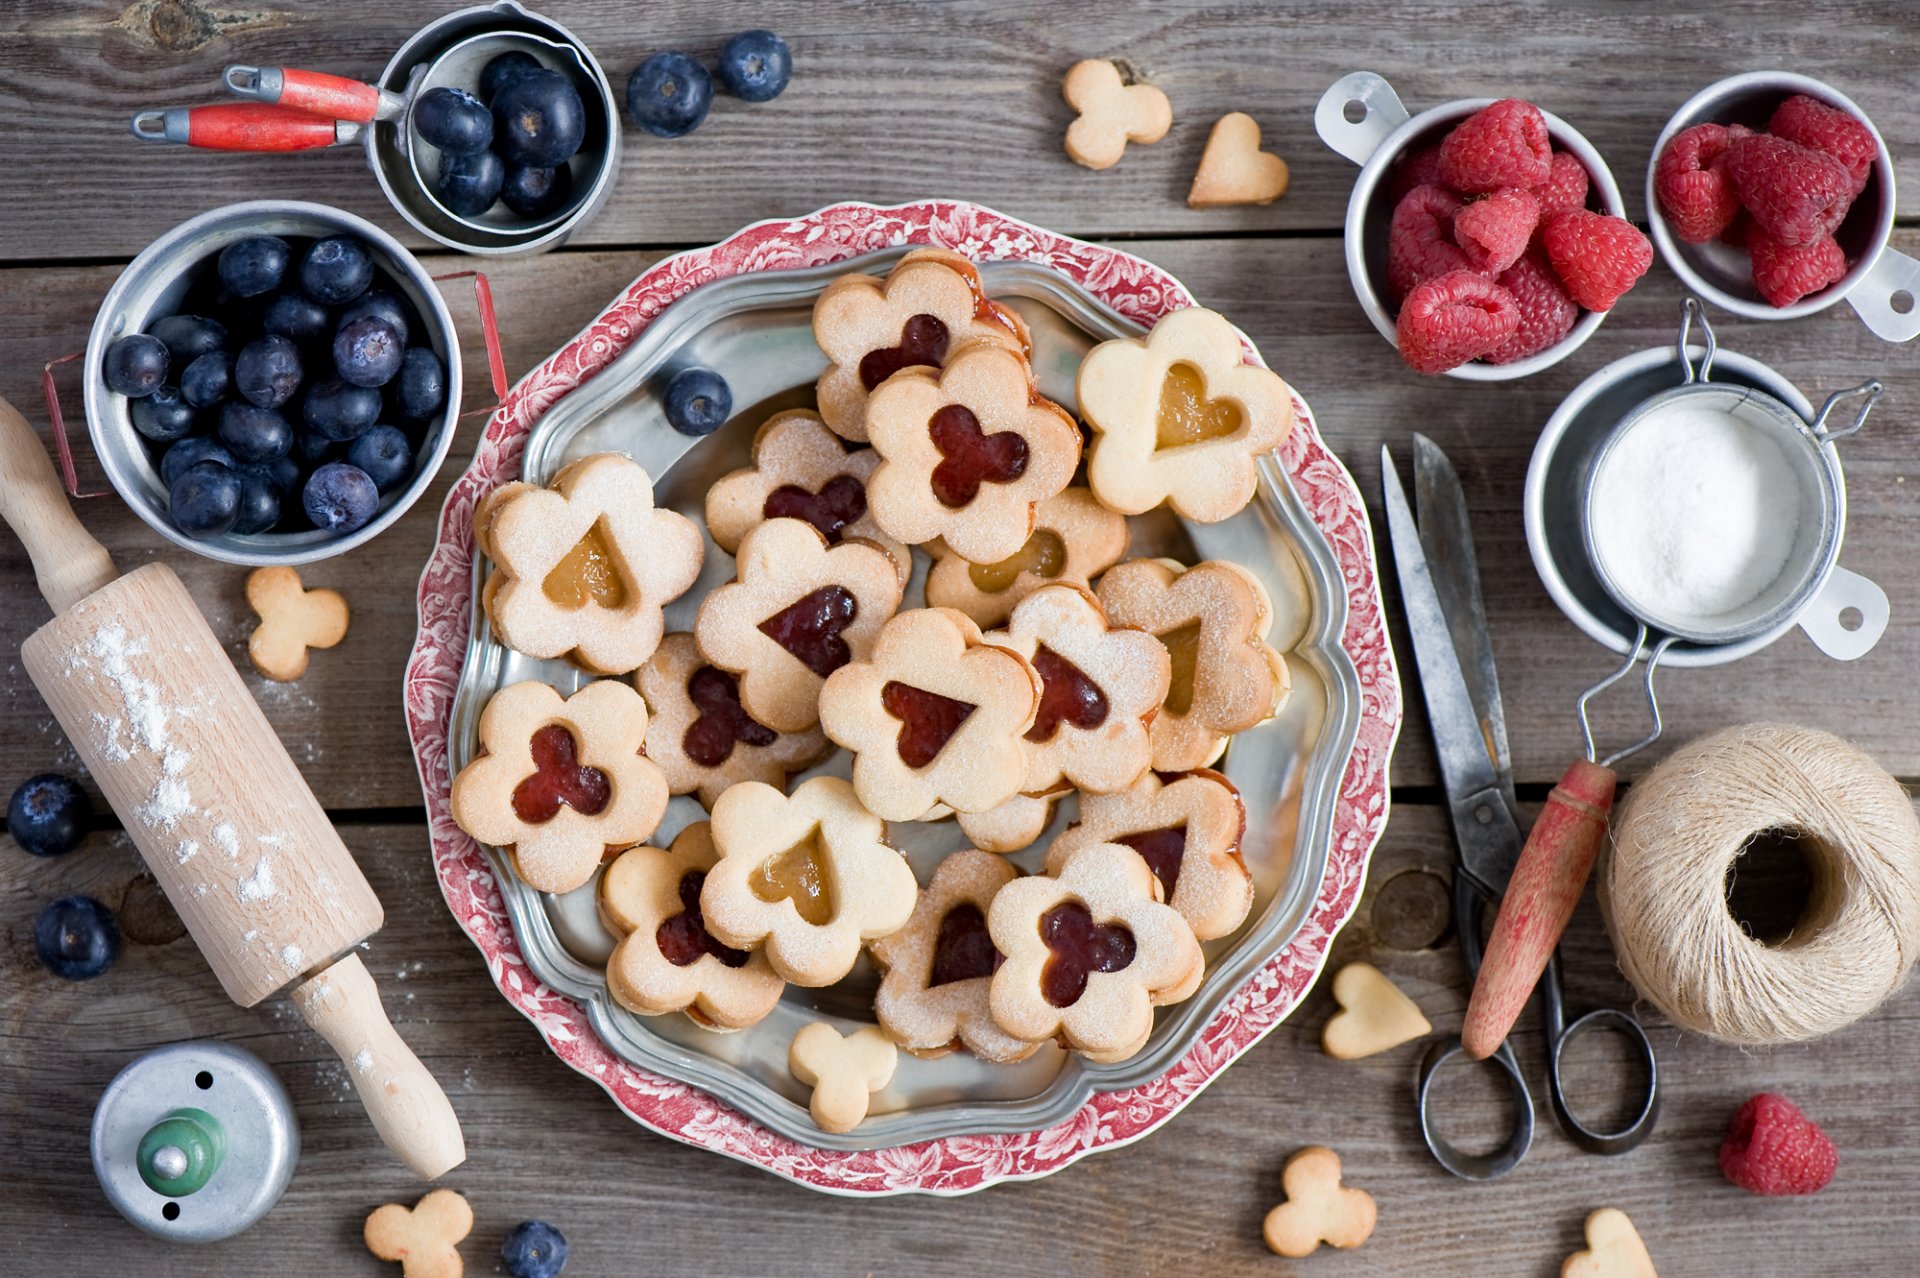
left=1188, top=112, right=1290, bottom=208
left=1321, top=961, right=1432, bottom=1060
left=1562, top=1208, right=1658, bottom=1278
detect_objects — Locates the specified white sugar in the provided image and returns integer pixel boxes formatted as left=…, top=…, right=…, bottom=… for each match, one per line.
left=142, top=773, right=193, bottom=828
left=213, top=823, right=240, bottom=858
left=89, top=625, right=168, bottom=751
left=281, top=944, right=305, bottom=972
left=176, top=840, right=199, bottom=864
left=354, top=1048, right=374, bottom=1075
left=237, top=857, right=275, bottom=902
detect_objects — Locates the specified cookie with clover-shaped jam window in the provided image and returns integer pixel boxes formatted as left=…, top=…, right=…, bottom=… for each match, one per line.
left=983, top=583, right=1169, bottom=797
left=870, top=848, right=1044, bottom=1062
left=1096, top=557, right=1290, bottom=771
left=924, top=486, right=1129, bottom=629
left=481, top=453, right=703, bottom=675
left=864, top=342, right=1082, bottom=563
left=1045, top=767, right=1251, bottom=942
left=599, top=822, right=785, bottom=1030
left=955, top=788, right=1065, bottom=854
left=988, top=841, right=1204, bottom=1062
left=693, top=517, right=904, bottom=735
left=638, top=633, right=832, bottom=810
left=450, top=679, right=670, bottom=894
left=700, top=775, right=918, bottom=987
left=703, top=409, right=910, bottom=584
left=813, top=247, right=1031, bottom=444
left=1079, top=306, right=1295, bottom=523
left=818, top=606, right=1042, bottom=821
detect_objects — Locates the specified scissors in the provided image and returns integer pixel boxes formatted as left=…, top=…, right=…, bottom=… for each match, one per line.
left=1381, top=435, right=1659, bottom=1181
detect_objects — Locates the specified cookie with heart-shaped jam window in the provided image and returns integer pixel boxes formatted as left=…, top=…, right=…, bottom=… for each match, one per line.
left=987, top=841, right=1203, bottom=1062
left=818, top=607, right=1042, bottom=821
left=703, top=409, right=910, bottom=584
left=870, top=848, right=1044, bottom=1062
left=599, top=822, right=785, bottom=1029
left=955, top=788, right=1065, bottom=854
left=865, top=342, right=1082, bottom=563
left=1079, top=306, right=1295, bottom=523
left=450, top=679, right=670, bottom=894
left=638, top=633, right=832, bottom=809
left=1096, top=558, right=1290, bottom=771
left=693, top=517, right=904, bottom=734
left=1045, top=767, right=1251, bottom=941
left=700, top=775, right=918, bottom=987
left=924, top=486, right=1129, bottom=629
left=814, top=248, right=1031, bottom=444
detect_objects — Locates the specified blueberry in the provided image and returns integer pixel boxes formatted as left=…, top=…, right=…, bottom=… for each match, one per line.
left=303, top=376, right=383, bottom=441
left=232, top=467, right=282, bottom=534
left=413, top=86, right=494, bottom=155
left=481, top=50, right=544, bottom=102
left=35, top=896, right=119, bottom=981
left=494, top=68, right=587, bottom=166
left=500, top=1220, right=568, bottom=1278
left=234, top=335, right=303, bottom=409
left=333, top=315, right=405, bottom=388
left=160, top=436, right=233, bottom=488
left=717, top=30, right=792, bottom=103
left=346, top=424, right=414, bottom=493
left=249, top=454, right=303, bottom=497
left=218, top=401, right=293, bottom=463
left=103, top=334, right=169, bottom=398
left=626, top=53, right=713, bottom=139
left=295, top=430, right=338, bottom=465
left=303, top=461, right=381, bottom=533
left=179, top=350, right=233, bottom=409
left=170, top=460, right=243, bottom=538
left=435, top=149, right=506, bottom=217
left=500, top=162, right=574, bottom=218
left=339, top=291, right=411, bottom=347
left=147, top=314, right=228, bottom=364
left=130, top=385, right=197, bottom=443
left=663, top=366, right=731, bottom=436
left=394, top=348, right=447, bottom=422
left=8, top=774, right=88, bottom=858
left=218, top=235, right=291, bottom=298
left=263, top=290, right=332, bottom=345
left=301, top=236, right=374, bottom=306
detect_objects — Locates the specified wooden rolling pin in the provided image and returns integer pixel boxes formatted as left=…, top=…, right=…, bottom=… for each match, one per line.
left=0, top=396, right=463, bottom=1179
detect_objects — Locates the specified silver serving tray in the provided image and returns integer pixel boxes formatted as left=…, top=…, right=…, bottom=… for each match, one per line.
left=447, top=250, right=1362, bottom=1150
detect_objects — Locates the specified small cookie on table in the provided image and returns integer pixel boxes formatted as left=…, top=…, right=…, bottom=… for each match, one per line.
left=1262, top=1146, right=1376, bottom=1258
left=789, top=1022, right=898, bottom=1134
left=1062, top=58, right=1172, bottom=171
left=1320, top=962, right=1431, bottom=1061
left=925, top=485, right=1129, bottom=629
left=245, top=565, right=348, bottom=681
left=364, top=1188, right=472, bottom=1278
left=1189, top=112, right=1290, bottom=208
left=1562, top=1208, right=1658, bottom=1278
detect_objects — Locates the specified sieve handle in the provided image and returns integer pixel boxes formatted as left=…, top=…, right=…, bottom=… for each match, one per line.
left=223, top=65, right=403, bottom=124
left=1314, top=72, right=1411, bottom=167
left=130, top=104, right=360, bottom=151
left=1797, top=565, right=1889, bottom=661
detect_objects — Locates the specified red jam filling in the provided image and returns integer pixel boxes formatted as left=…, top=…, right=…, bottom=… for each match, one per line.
left=929, top=404, right=1028, bottom=508
left=928, top=902, right=1002, bottom=987
left=682, top=665, right=778, bottom=767
left=1115, top=824, right=1189, bottom=898
left=510, top=724, right=612, bottom=823
left=858, top=313, right=949, bottom=390
left=1025, top=644, right=1110, bottom=743
left=1039, top=900, right=1136, bottom=1008
left=757, top=585, right=859, bottom=678
left=655, top=870, right=751, bottom=968
left=880, top=680, right=976, bottom=768
left=763, top=474, right=868, bottom=545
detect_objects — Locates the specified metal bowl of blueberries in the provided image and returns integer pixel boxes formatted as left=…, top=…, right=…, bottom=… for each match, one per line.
left=86, top=200, right=460, bottom=566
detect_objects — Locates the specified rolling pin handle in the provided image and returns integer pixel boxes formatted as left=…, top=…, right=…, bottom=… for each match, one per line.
left=0, top=395, right=117, bottom=613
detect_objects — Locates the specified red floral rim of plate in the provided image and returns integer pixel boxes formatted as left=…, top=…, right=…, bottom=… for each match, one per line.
left=404, top=199, right=1403, bottom=1195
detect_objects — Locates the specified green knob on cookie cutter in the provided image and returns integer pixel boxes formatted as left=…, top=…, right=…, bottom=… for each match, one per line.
left=136, top=1107, right=227, bottom=1197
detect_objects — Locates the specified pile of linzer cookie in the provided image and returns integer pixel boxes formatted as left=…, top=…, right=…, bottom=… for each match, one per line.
left=449, top=248, right=1295, bottom=1128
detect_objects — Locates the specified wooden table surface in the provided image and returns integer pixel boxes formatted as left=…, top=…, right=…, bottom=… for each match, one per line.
left=4, top=2, right=1917, bottom=1273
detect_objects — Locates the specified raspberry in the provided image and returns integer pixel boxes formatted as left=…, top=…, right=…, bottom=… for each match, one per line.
left=1719, top=1093, right=1837, bottom=1196
left=1454, top=188, right=1539, bottom=275
left=1769, top=93, right=1877, bottom=195
left=1386, top=184, right=1471, bottom=300
left=1395, top=270, right=1520, bottom=375
left=1387, top=145, right=1447, bottom=205
left=1487, top=254, right=1578, bottom=364
left=1722, top=134, right=1854, bottom=247
left=1531, top=151, right=1590, bottom=220
left=1748, top=229, right=1849, bottom=307
left=1439, top=99, right=1553, bottom=194
left=1540, top=209, right=1652, bottom=311
left=1654, top=123, right=1743, bottom=243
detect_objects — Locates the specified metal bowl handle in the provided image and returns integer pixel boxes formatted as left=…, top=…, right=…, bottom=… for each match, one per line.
left=1845, top=247, right=1920, bottom=343
left=1315, top=72, right=1411, bottom=167
left=1811, top=379, right=1883, bottom=442
left=1797, top=565, right=1889, bottom=661
left=1675, top=297, right=1717, bottom=385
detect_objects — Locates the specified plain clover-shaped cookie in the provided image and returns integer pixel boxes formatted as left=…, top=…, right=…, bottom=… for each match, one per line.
left=983, top=583, right=1169, bottom=796
left=789, top=1022, right=898, bottom=1134
left=700, top=775, right=917, bottom=986
left=866, top=342, right=1081, bottom=563
left=871, top=848, right=1042, bottom=1063
left=1079, top=306, right=1295, bottom=523
left=1096, top=558, right=1290, bottom=771
left=1062, top=58, right=1172, bottom=171
left=813, top=247, right=1030, bottom=443
left=1562, top=1209, right=1658, bottom=1278
left=639, top=633, right=831, bottom=809
left=450, top=679, right=669, bottom=894
left=925, top=485, right=1129, bottom=629
left=955, top=789, right=1063, bottom=854
left=483, top=453, right=703, bottom=675
left=245, top=565, right=348, bottom=682
left=600, top=821, right=785, bottom=1029
left=819, top=607, right=1041, bottom=821
left=1262, top=1146, right=1376, bottom=1258
left=364, top=1187, right=472, bottom=1278
left=1045, top=767, right=1252, bottom=941
left=987, top=841, right=1202, bottom=1062
left=1320, top=962, right=1432, bottom=1060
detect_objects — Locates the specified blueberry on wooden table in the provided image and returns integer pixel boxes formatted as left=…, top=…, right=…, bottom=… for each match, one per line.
left=481, top=49, right=544, bottom=102
left=413, top=86, right=494, bottom=155
left=664, top=367, right=732, bottom=436
left=103, top=333, right=169, bottom=398
left=718, top=29, right=792, bottom=102
left=218, top=235, right=290, bottom=298
left=130, top=384, right=197, bottom=443
left=262, top=289, right=332, bottom=345
left=626, top=52, right=712, bottom=138
left=435, top=148, right=506, bottom=217
left=235, top=334, right=303, bottom=409
left=303, top=375, right=383, bottom=441
left=394, top=348, right=446, bottom=422
left=501, top=161, right=573, bottom=218
left=35, top=896, right=119, bottom=980
left=303, top=460, right=380, bottom=533
left=7, top=773, right=88, bottom=858
left=180, top=350, right=233, bottom=409
left=494, top=68, right=586, bottom=166
left=347, top=424, right=413, bottom=493
left=300, top=236, right=373, bottom=305
left=147, top=313, right=227, bottom=364
left=160, top=436, right=232, bottom=488
left=170, top=459, right=244, bottom=537
left=217, top=401, right=293, bottom=464
left=500, top=1220, right=568, bottom=1278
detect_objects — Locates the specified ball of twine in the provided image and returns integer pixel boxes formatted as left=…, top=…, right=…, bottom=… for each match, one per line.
left=1599, top=722, right=1920, bottom=1046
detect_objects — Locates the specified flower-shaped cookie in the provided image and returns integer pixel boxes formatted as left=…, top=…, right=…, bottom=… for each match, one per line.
left=865, top=342, right=1081, bottom=563
left=482, top=453, right=703, bottom=675
left=987, top=841, right=1203, bottom=1062
left=693, top=517, right=904, bottom=734
left=871, top=848, right=1042, bottom=1063
left=955, top=789, right=1064, bottom=854
left=925, top=486, right=1129, bottom=628
left=703, top=409, right=909, bottom=583
left=638, top=633, right=831, bottom=809
left=450, top=679, right=669, bottom=894
left=700, top=776, right=917, bottom=986
left=1045, top=767, right=1252, bottom=941
left=1096, top=558, right=1290, bottom=771
left=600, top=822, right=785, bottom=1029
left=813, top=247, right=1030, bottom=443
left=983, top=584, right=1169, bottom=796
left=819, top=607, right=1041, bottom=821
left=1079, top=306, right=1295, bottom=523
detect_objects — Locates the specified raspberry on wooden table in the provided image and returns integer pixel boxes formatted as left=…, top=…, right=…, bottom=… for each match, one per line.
left=1395, top=270, right=1520, bottom=375
left=1386, top=184, right=1471, bottom=299
left=1540, top=209, right=1652, bottom=311
left=1748, top=229, right=1849, bottom=307
left=1768, top=93, right=1877, bottom=195
left=1530, top=151, right=1590, bottom=220
left=1454, top=187, right=1540, bottom=275
left=1438, top=98, right=1553, bottom=193
left=1722, top=133, right=1854, bottom=247
left=1654, top=123, right=1745, bottom=243
left=1719, top=1093, right=1837, bottom=1196
left=1487, top=254, right=1578, bottom=364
